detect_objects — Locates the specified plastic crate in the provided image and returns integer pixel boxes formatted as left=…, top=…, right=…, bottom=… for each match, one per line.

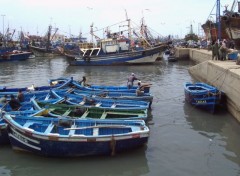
left=228, top=52, right=238, bottom=60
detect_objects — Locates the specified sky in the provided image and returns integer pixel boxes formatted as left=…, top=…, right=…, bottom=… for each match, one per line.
left=0, top=0, right=236, bottom=40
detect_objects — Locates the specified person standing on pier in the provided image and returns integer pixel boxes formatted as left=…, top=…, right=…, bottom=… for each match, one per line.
left=219, top=40, right=227, bottom=61
left=212, top=41, right=219, bottom=61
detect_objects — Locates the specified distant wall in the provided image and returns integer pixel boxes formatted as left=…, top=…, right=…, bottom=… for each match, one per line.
left=175, top=48, right=189, bottom=60
left=189, top=49, right=212, bottom=62
left=175, top=48, right=212, bottom=62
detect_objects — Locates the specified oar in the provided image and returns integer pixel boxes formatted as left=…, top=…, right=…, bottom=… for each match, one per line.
left=0, top=101, right=9, bottom=111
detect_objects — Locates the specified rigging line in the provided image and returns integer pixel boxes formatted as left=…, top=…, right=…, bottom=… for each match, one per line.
left=210, top=66, right=240, bottom=90
left=216, top=66, right=240, bottom=92
left=207, top=1, right=217, bottom=21
left=215, top=69, right=227, bottom=91
left=192, top=65, right=228, bottom=88
left=145, top=25, right=164, bottom=38
left=209, top=69, right=228, bottom=85
left=81, top=20, right=128, bottom=36
left=131, top=20, right=163, bottom=37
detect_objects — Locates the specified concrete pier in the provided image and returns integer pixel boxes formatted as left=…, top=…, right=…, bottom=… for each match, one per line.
left=176, top=48, right=240, bottom=122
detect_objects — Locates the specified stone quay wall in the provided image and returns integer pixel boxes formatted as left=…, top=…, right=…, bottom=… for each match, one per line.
left=175, top=48, right=240, bottom=122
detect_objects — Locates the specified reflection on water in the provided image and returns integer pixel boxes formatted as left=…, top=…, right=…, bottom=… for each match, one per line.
left=0, top=56, right=240, bottom=176
left=183, top=102, right=240, bottom=170
left=0, top=146, right=148, bottom=176
left=183, top=102, right=227, bottom=133
left=0, top=166, right=11, bottom=176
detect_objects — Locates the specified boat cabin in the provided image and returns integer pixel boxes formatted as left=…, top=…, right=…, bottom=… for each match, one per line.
left=100, top=38, right=130, bottom=53
left=80, top=37, right=131, bottom=57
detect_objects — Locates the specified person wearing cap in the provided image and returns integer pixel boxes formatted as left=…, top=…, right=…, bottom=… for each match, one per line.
left=9, top=94, right=21, bottom=111
left=127, top=73, right=139, bottom=89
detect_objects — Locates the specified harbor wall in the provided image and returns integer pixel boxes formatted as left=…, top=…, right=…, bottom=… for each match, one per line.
left=175, top=48, right=189, bottom=59
left=176, top=48, right=240, bottom=122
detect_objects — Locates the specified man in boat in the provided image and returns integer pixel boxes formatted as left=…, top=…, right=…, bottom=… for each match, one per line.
left=73, top=107, right=86, bottom=116
left=17, top=89, right=25, bottom=102
left=127, top=73, right=139, bottom=89
left=83, top=96, right=96, bottom=105
left=79, top=76, right=90, bottom=87
left=60, top=96, right=69, bottom=104
left=9, top=94, right=21, bottom=111
left=136, top=81, right=145, bottom=96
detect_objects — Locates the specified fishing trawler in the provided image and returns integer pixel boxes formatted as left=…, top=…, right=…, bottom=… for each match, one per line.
left=221, top=0, right=240, bottom=49
left=65, top=19, right=167, bottom=66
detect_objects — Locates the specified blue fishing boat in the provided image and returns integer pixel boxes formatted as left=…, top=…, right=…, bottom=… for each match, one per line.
left=72, top=88, right=153, bottom=103
left=0, top=96, right=63, bottom=112
left=0, top=108, right=51, bottom=145
left=0, top=89, right=70, bottom=113
left=50, top=90, right=150, bottom=110
left=3, top=114, right=149, bottom=157
left=184, top=82, right=225, bottom=113
left=0, top=77, right=72, bottom=95
left=0, top=49, right=32, bottom=62
left=70, top=80, right=151, bottom=93
left=168, top=56, right=177, bottom=62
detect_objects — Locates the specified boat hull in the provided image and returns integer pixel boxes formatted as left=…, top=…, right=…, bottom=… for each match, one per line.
left=0, top=77, right=72, bottom=94
left=0, top=124, right=9, bottom=145
left=29, top=46, right=55, bottom=57
left=66, top=45, right=166, bottom=66
left=9, top=126, right=148, bottom=157
left=4, top=116, right=149, bottom=157
left=223, top=16, right=240, bottom=50
left=202, top=20, right=229, bottom=41
left=0, top=52, right=32, bottom=62
left=51, top=90, right=150, bottom=110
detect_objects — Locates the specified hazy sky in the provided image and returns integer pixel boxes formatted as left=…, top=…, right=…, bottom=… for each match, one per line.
left=0, top=0, right=235, bottom=40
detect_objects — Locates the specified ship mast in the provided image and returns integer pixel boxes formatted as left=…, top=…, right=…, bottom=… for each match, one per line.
left=46, top=25, right=52, bottom=51
left=125, top=9, right=132, bottom=49
left=216, top=0, right=221, bottom=40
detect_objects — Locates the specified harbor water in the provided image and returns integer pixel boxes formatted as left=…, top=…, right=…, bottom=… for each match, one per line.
left=0, top=56, right=240, bottom=176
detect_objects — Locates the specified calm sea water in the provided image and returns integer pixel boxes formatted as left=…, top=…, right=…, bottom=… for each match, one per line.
left=0, top=56, right=240, bottom=176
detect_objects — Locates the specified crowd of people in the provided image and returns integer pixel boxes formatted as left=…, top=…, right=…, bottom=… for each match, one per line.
left=210, top=39, right=233, bottom=61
